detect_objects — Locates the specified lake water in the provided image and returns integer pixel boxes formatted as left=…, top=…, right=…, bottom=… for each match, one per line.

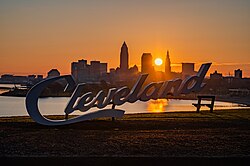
left=0, top=96, right=249, bottom=117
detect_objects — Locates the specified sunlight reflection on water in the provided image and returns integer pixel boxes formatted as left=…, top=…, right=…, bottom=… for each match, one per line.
left=147, top=99, right=168, bottom=113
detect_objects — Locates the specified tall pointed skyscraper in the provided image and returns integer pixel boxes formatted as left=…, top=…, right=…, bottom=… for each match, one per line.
left=165, top=50, right=171, bottom=77
left=120, top=41, right=129, bottom=72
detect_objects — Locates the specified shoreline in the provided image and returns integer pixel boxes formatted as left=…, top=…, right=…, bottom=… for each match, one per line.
left=170, top=95, right=250, bottom=106
left=1, top=92, right=250, bottom=105
left=1, top=86, right=250, bottom=106
left=215, top=96, right=250, bottom=106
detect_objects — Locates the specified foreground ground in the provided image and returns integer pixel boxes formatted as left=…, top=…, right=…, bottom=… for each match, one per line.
left=1, top=109, right=250, bottom=165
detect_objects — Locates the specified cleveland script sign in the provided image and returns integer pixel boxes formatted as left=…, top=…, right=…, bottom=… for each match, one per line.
left=25, top=63, right=211, bottom=126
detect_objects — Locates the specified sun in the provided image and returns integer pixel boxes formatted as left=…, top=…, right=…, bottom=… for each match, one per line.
left=154, top=58, right=163, bottom=66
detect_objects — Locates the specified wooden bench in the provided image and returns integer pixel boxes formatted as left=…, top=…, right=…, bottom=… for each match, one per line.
left=192, top=95, right=215, bottom=113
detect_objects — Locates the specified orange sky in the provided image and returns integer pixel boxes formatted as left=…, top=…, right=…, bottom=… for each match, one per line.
left=0, top=0, right=250, bottom=77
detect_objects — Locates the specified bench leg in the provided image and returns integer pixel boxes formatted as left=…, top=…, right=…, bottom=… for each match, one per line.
left=196, top=105, right=201, bottom=112
left=210, top=98, right=215, bottom=113
left=196, top=98, right=201, bottom=113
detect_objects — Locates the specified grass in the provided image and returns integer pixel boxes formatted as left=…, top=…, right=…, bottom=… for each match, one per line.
left=0, top=108, right=250, bottom=159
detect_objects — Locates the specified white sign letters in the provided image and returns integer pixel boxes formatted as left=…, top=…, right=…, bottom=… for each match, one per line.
left=25, top=63, right=211, bottom=126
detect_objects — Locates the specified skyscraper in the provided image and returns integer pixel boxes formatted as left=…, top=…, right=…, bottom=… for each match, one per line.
left=120, top=41, right=129, bottom=72
left=165, top=50, right=171, bottom=77
left=141, top=53, right=154, bottom=74
left=71, top=59, right=107, bottom=83
left=234, top=69, right=242, bottom=78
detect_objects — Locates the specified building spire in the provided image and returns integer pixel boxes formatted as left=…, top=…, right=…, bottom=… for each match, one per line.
left=120, top=41, right=129, bottom=72
left=123, top=41, right=127, bottom=46
left=165, top=50, right=171, bottom=78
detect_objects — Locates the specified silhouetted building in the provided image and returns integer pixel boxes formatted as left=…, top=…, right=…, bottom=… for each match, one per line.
left=1, top=74, right=14, bottom=81
left=37, top=75, right=43, bottom=80
left=120, top=41, right=129, bottom=72
left=47, top=69, right=60, bottom=78
left=141, top=53, right=154, bottom=74
left=182, top=63, right=195, bottom=78
left=90, top=61, right=107, bottom=75
left=113, top=42, right=139, bottom=83
left=28, top=75, right=36, bottom=80
left=71, top=59, right=87, bottom=82
left=234, top=69, right=242, bottom=79
left=109, top=68, right=116, bottom=80
left=71, top=59, right=107, bottom=83
left=165, top=50, right=171, bottom=79
left=129, top=65, right=139, bottom=74
left=0, top=74, right=44, bottom=85
left=210, top=70, right=223, bottom=80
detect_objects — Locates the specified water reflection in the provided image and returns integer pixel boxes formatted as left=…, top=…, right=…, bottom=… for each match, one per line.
left=0, top=96, right=249, bottom=117
left=147, top=99, right=168, bottom=113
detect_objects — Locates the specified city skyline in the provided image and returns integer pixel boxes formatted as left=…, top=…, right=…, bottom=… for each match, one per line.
left=0, top=41, right=249, bottom=78
left=0, top=0, right=250, bottom=77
